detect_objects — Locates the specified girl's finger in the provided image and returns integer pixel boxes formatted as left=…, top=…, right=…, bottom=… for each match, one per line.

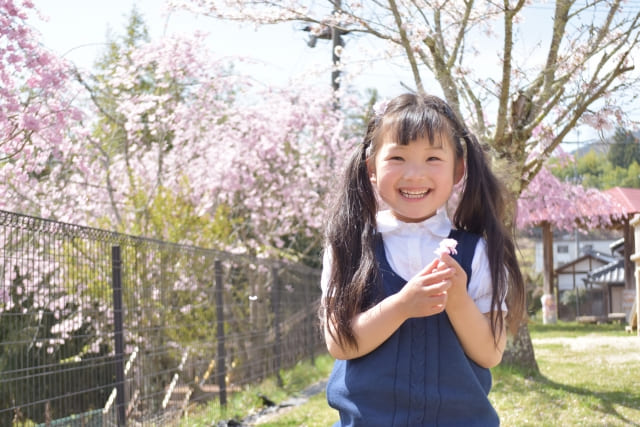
left=422, top=280, right=451, bottom=293
left=418, top=258, right=441, bottom=275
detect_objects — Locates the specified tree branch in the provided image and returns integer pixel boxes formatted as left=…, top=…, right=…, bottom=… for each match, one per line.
left=387, top=0, right=424, bottom=93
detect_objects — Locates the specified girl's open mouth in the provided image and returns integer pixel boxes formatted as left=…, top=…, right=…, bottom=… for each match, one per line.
left=399, top=189, right=430, bottom=199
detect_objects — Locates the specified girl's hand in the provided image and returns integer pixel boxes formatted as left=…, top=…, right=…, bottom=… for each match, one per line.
left=397, top=258, right=454, bottom=319
left=436, top=253, right=468, bottom=309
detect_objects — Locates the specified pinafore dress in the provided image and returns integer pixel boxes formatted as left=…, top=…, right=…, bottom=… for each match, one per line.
left=326, top=229, right=499, bottom=426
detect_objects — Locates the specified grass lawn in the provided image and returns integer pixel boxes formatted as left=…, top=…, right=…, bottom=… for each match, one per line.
left=253, top=321, right=640, bottom=427
left=179, top=354, right=336, bottom=426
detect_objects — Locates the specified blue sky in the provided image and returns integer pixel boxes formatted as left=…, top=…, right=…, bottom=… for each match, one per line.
left=32, top=1, right=629, bottom=143
left=33, top=0, right=411, bottom=96
left=34, top=1, right=323, bottom=84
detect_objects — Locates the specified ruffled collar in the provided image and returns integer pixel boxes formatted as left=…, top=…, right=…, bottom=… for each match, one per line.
left=376, top=208, right=452, bottom=238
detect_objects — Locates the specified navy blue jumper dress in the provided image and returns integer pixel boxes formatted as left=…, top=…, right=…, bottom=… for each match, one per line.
left=326, top=229, right=500, bottom=426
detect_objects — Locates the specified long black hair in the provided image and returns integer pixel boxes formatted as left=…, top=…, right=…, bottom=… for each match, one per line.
left=323, top=93, right=525, bottom=350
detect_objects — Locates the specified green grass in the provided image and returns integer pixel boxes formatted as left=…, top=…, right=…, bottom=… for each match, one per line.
left=251, top=321, right=640, bottom=427
left=255, top=393, right=337, bottom=427
left=494, top=321, right=639, bottom=426
left=179, top=354, right=335, bottom=426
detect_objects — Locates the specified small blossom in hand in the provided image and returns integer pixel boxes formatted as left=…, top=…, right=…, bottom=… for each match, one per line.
left=434, top=238, right=458, bottom=258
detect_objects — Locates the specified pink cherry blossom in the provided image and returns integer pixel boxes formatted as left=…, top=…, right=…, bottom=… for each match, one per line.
left=1, top=0, right=80, bottom=167
left=434, top=238, right=458, bottom=258
left=516, top=165, right=623, bottom=232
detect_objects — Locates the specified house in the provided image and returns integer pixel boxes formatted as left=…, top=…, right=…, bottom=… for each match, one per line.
left=534, top=237, right=618, bottom=273
left=584, top=258, right=625, bottom=315
left=555, top=238, right=633, bottom=321
left=554, top=250, right=617, bottom=292
left=553, top=249, right=615, bottom=320
left=531, top=187, right=640, bottom=323
left=582, top=238, right=636, bottom=320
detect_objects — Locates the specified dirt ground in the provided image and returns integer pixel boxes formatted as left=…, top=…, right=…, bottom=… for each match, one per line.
left=532, top=334, right=640, bottom=363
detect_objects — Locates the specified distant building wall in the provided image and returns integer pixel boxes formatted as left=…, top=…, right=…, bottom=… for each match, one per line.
left=555, top=256, right=609, bottom=291
left=534, top=238, right=617, bottom=273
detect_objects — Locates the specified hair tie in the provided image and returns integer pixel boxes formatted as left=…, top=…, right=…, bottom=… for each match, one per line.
left=361, top=139, right=370, bottom=160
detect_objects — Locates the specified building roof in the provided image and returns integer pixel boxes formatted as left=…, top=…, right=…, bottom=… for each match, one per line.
left=585, top=258, right=625, bottom=285
left=555, top=250, right=618, bottom=274
left=610, top=238, right=624, bottom=254
left=605, top=187, right=640, bottom=216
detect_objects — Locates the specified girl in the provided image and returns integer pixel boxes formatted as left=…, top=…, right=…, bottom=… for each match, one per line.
left=321, top=93, right=525, bottom=426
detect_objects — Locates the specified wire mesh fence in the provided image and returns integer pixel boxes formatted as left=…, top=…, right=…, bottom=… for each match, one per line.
left=0, top=210, right=324, bottom=426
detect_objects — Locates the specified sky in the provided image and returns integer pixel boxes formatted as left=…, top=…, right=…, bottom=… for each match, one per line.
left=30, top=0, right=633, bottom=145
left=32, top=0, right=412, bottom=96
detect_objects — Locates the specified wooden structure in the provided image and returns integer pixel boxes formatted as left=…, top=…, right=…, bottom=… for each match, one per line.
left=605, top=187, right=640, bottom=290
left=539, top=187, right=640, bottom=324
left=584, top=258, right=625, bottom=316
left=554, top=251, right=615, bottom=293
left=629, top=214, right=640, bottom=336
left=554, top=251, right=616, bottom=320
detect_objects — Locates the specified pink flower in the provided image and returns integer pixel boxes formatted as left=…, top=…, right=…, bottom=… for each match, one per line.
left=434, top=238, right=458, bottom=258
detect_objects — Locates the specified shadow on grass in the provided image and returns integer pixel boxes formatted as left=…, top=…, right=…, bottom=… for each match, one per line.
left=494, top=363, right=640, bottom=426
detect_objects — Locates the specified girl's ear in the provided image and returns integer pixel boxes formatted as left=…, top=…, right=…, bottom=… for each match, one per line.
left=366, top=157, right=377, bottom=183
left=454, top=158, right=465, bottom=185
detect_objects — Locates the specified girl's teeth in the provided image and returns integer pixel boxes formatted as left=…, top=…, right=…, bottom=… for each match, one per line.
left=401, top=190, right=427, bottom=198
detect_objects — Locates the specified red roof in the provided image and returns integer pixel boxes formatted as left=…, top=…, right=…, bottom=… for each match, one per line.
left=605, top=187, right=640, bottom=216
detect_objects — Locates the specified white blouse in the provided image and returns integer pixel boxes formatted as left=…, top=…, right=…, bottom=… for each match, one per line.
left=320, top=208, right=505, bottom=314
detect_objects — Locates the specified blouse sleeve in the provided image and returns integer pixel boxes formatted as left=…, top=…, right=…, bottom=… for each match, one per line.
left=319, top=248, right=333, bottom=323
left=320, top=248, right=332, bottom=299
left=468, top=238, right=508, bottom=314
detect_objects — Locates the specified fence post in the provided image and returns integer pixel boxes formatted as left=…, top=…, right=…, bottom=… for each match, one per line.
left=111, top=246, right=126, bottom=426
left=271, top=267, right=283, bottom=387
left=304, top=276, right=315, bottom=365
left=214, top=260, right=227, bottom=407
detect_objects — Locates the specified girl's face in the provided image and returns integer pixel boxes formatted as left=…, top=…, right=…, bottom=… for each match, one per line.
left=369, top=132, right=464, bottom=223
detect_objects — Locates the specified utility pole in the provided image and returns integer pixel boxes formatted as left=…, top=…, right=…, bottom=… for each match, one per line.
left=302, top=0, right=347, bottom=109
left=574, top=129, right=581, bottom=317
left=331, top=0, right=344, bottom=96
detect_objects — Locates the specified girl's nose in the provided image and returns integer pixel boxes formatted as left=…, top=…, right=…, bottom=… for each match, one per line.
left=403, top=162, right=427, bottom=179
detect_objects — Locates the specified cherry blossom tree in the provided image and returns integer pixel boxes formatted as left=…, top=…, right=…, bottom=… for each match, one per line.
left=517, top=166, right=622, bottom=232
left=516, top=163, right=624, bottom=324
left=1, top=8, right=354, bottom=264
left=0, top=0, right=79, bottom=179
left=168, top=0, right=640, bottom=196
left=168, top=0, right=640, bottom=371
left=1, top=7, right=354, bottom=409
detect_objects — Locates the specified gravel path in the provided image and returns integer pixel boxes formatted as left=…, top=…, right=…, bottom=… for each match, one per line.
left=532, top=334, right=640, bottom=363
left=532, top=335, right=639, bottom=351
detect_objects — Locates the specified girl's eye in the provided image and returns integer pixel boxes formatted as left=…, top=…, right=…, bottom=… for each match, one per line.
left=427, top=156, right=441, bottom=161
left=389, top=156, right=404, bottom=161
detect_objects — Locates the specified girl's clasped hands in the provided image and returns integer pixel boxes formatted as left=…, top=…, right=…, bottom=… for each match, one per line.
left=397, top=253, right=466, bottom=319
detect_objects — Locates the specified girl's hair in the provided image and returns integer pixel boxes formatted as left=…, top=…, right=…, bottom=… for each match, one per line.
left=324, top=93, right=525, bottom=350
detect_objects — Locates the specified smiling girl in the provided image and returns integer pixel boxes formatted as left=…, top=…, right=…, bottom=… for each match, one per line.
left=320, top=93, right=525, bottom=426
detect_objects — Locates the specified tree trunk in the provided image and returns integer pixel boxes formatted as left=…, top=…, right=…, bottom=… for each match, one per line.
left=541, top=221, right=557, bottom=324
left=501, top=321, right=539, bottom=375
left=623, top=218, right=634, bottom=290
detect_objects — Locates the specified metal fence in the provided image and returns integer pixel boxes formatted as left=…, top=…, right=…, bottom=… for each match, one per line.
left=0, top=210, right=324, bottom=426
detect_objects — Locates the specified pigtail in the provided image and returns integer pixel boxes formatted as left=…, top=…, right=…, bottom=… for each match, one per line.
left=324, top=122, right=380, bottom=350
left=454, top=132, right=526, bottom=339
